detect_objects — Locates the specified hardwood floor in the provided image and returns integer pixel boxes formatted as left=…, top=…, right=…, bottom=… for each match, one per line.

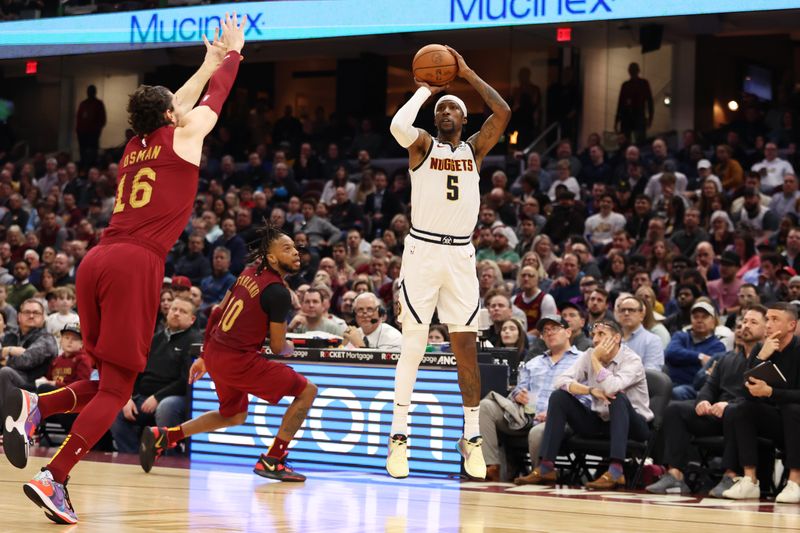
left=0, top=455, right=798, bottom=532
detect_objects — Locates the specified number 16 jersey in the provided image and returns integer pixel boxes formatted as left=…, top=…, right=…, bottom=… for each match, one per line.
left=409, top=140, right=480, bottom=237
left=103, top=125, right=199, bottom=258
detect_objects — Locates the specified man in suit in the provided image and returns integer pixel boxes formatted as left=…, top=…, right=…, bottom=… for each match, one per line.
left=364, top=168, right=402, bottom=239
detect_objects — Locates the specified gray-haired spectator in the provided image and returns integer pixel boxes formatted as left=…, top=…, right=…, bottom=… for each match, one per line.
left=768, top=173, right=800, bottom=219
left=0, top=298, right=59, bottom=391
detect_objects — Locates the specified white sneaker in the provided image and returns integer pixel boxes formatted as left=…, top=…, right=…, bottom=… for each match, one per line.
left=386, top=434, right=409, bottom=478
left=457, top=436, right=487, bottom=480
left=722, top=476, right=760, bottom=500
left=776, top=480, right=800, bottom=504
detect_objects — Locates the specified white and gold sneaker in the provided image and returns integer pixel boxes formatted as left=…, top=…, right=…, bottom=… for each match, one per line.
left=386, top=434, right=409, bottom=479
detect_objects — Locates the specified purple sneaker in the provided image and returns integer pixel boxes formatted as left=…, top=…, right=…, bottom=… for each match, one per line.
left=2, top=385, right=40, bottom=468
left=23, top=469, right=78, bottom=524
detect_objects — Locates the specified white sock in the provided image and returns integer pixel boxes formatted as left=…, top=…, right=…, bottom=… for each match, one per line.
left=391, top=403, right=410, bottom=437
left=390, top=326, right=428, bottom=436
left=463, top=405, right=480, bottom=440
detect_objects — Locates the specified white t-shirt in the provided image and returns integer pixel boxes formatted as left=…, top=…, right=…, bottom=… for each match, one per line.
left=547, top=176, right=581, bottom=202
left=584, top=211, right=627, bottom=246
left=752, top=158, right=795, bottom=191
left=46, top=311, right=80, bottom=336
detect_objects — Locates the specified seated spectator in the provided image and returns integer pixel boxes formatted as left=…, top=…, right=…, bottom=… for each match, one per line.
left=714, top=144, right=744, bottom=192
left=663, top=282, right=700, bottom=334
left=542, top=191, right=585, bottom=246
left=44, top=286, right=79, bottom=336
left=110, top=298, right=201, bottom=453
left=288, top=287, right=346, bottom=336
left=752, top=142, right=795, bottom=192
left=342, top=292, right=402, bottom=350
left=299, top=199, right=340, bottom=251
left=559, top=302, right=593, bottom=351
left=720, top=303, right=800, bottom=502
left=0, top=298, right=58, bottom=391
left=513, top=265, right=557, bottom=333
left=670, top=208, right=710, bottom=257
left=0, top=284, right=18, bottom=332
left=8, top=260, right=37, bottom=309
left=646, top=306, right=765, bottom=496
left=516, top=319, right=653, bottom=490
left=708, top=251, right=745, bottom=316
left=477, top=226, right=520, bottom=279
left=584, top=194, right=626, bottom=250
left=616, top=295, right=664, bottom=370
left=329, top=186, right=364, bottom=232
left=345, top=228, right=371, bottom=269
left=213, top=218, right=247, bottom=276
left=735, top=188, right=779, bottom=238
left=481, top=315, right=581, bottom=481
left=768, top=173, right=800, bottom=219
left=665, top=300, right=727, bottom=399
left=585, top=287, right=613, bottom=330
left=35, top=323, right=92, bottom=433
left=549, top=253, right=582, bottom=306
left=200, top=247, right=237, bottom=307
left=173, top=232, right=211, bottom=287
left=51, top=252, right=75, bottom=287
left=493, top=318, right=528, bottom=357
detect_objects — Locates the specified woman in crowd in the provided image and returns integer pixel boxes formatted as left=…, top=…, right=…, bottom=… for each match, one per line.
left=708, top=210, right=735, bottom=256
left=603, top=250, right=630, bottom=297
left=635, top=285, right=671, bottom=348
left=494, top=318, right=528, bottom=360
left=648, top=239, right=672, bottom=284
left=321, top=164, right=356, bottom=206
left=520, top=251, right=551, bottom=295
left=532, top=234, right=560, bottom=278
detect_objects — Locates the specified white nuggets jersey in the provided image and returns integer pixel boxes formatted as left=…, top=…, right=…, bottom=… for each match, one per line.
left=409, top=140, right=480, bottom=237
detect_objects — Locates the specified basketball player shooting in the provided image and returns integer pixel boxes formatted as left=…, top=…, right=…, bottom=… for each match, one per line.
left=138, top=226, right=317, bottom=483
left=1, top=13, right=245, bottom=525
left=386, top=46, right=510, bottom=479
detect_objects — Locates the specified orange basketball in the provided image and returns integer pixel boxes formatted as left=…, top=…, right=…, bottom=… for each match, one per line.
left=412, top=44, right=458, bottom=86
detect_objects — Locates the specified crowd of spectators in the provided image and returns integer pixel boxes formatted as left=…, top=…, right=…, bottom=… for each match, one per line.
left=0, top=59, right=798, bottom=498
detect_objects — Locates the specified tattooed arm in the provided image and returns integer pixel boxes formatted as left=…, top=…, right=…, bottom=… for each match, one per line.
left=446, top=46, right=511, bottom=168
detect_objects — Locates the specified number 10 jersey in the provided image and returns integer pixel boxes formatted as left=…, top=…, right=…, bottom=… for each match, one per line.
left=408, top=140, right=480, bottom=237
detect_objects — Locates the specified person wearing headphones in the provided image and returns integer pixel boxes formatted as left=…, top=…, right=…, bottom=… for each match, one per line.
left=342, top=292, right=402, bottom=350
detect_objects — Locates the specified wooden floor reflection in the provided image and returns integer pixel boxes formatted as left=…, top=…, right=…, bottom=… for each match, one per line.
left=1, top=456, right=799, bottom=532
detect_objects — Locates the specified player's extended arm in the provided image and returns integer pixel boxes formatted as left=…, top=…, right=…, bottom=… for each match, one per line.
left=446, top=47, right=511, bottom=165
left=390, top=83, right=441, bottom=169
left=173, top=27, right=228, bottom=120
left=174, top=13, right=245, bottom=165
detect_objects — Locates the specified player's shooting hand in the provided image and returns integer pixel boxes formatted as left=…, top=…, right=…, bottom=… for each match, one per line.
left=220, top=12, right=246, bottom=54
left=414, top=78, right=448, bottom=96
left=202, top=26, right=227, bottom=68
left=122, top=399, right=138, bottom=422
left=189, top=358, right=207, bottom=384
left=141, top=395, right=159, bottom=414
left=443, top=46, right=472, bottom=78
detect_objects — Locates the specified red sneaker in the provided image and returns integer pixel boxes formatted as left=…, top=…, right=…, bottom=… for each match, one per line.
left=253, top=453, right=306, bottom=482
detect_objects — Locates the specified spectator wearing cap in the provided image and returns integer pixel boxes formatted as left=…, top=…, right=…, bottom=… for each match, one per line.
left=173, top=232, right=212, bottom=287
left=517, top=319, right=653, bottom=490
left=707, top=251, right=745, bottom=315
left=768, top=173, right=800, bottom=219
left=200, top=247, right=236, bottom=307
left=613, top=178, right=634, bottom=216
left=111, top=297, right=201, bottom=453
left=480, top=314, right=582, bottom=481
left=665, top=300, right=726, bottom=400
left=615, top=295, right=664, bottom=370
left=695, top=159, right=723, bottom=192
left=542, top=191, right=585, bottom=247
left=752, top=142, right=796, bottom=192
left=477, top=226, right=521, bottom=279
left=37, top=323, right=92, bottom=393
left=584, top=193, right=627, bottom=250
left=171, top=275, right=193, bottom=296
left=547, top=159, right=581, bottom=202
left=663, top=282, right=700, bottom=334
left=0, top=298, right=58, bottom=391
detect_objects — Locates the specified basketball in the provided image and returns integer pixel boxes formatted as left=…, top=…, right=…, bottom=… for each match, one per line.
left=412, top=44, right=458, bottom=86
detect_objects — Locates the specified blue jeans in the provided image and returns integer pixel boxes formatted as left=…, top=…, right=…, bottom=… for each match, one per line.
left=110, top=394, right=187, bottom=453
left=671, top=384, right=697, bottom=401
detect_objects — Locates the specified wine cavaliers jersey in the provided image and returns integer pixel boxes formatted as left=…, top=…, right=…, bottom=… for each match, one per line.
left=211, top=265, right=285, bottom=353
left=103, top=125, right=199, bottom=258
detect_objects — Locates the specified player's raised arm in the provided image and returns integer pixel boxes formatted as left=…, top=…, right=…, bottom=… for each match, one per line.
left=445, top=46, right=511, bottom=166
left=390, top=80, right=447, bottom=169
left=172, top=26, right=228, bottom=120
left=174, top=13, right=245, bottom=163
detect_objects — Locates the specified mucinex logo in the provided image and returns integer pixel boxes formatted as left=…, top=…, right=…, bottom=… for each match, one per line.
left=130, top=12, right=265, bottom=44
left=450, top=0, right=613, bottom=21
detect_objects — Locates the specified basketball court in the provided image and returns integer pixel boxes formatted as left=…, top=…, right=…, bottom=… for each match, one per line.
left=1, top=451, right=798, bottom=532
